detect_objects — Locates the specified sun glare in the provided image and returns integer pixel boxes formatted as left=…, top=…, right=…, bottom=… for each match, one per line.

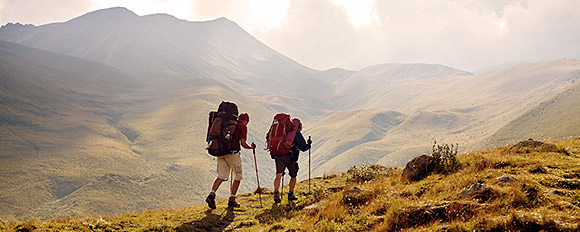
left=332, top=0, right=378, bottom=29
left=245, top=0, right=290, bottom=32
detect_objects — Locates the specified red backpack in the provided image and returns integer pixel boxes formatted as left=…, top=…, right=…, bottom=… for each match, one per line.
left=206, top=101, right=239, bottom=156
left=266, top=113, right=294, bottom=155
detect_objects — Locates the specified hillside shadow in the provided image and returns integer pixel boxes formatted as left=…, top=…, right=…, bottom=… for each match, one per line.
left=176, top=208, right=234, bottom=232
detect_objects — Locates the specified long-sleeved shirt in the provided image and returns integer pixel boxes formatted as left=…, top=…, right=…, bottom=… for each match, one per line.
left=289, top=130, right=311, bottom=161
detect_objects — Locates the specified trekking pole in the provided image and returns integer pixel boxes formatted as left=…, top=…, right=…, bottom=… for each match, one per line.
left=308, top=136, right=311, bottom=194
left=281, top=172, right=285, bottom=195
left=251, top=143, right=262, bottom=208
left=230, top=169, right=233, bottom=189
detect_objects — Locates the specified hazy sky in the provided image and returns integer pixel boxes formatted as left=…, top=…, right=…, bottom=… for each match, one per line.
left=1, top=0, right=579, bottom=72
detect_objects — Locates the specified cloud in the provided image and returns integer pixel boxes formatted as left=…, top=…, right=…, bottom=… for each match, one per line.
left=0, top=0, right=93, bottom=25
left=332, top=0, right=379, bottom=29
left=191, top=0, right=290, bottom=32
left=249, top=0, right=366, bottom=70
left=498, top=1, right=580, bottom=63
left=248, top=0, right=580, bottom=72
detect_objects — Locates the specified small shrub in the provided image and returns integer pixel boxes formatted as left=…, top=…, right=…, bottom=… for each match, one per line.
left=14, top=221, right=37, bottom=232
left=346, top=164, right=393, bottom=183
left=432, top=141, right=461, bottom=174
left=341, top=187, right=373, bottom=207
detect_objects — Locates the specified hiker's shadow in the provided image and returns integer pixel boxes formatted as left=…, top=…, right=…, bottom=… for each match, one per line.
left=176, top=208, right=235, bottom=232
left=254, top=203, right=296, bottom=224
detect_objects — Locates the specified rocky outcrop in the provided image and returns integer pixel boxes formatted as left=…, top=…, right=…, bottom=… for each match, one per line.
left=402, top=155, right=436, bottom=182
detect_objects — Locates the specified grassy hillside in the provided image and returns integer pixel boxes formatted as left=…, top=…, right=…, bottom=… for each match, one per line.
left=5, top=138, right=579, bottom=231
left=0, top=40, right=150, bottom=220
left=303, top=109, right=474, bottom=177
left=479, top=72, right=580, bottom=149
left=301, top=109, right=407, bottom=178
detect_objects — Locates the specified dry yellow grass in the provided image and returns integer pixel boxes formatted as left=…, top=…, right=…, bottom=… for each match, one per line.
left=3, top=138, right=580, bottom=231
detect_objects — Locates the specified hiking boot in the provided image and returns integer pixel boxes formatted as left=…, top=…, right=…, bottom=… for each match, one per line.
left=228, top=197, right=240, bottom=208
left=205, top=194, right=216, bottom=209
left=288, top=193, right=298, bottom=201
left=274, top=192, right=281, bottom=204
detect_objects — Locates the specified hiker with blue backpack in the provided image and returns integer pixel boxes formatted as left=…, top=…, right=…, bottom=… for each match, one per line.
left=266, top=114, right=312, bottom=203
left=205, top=102, right=255, bottom=209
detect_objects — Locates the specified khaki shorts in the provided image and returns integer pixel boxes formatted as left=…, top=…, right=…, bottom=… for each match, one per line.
left=216, top=152, right=243, bottom=181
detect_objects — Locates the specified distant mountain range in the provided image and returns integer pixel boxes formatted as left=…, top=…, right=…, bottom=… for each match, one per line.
left=1, top=7, right=579, bottom=220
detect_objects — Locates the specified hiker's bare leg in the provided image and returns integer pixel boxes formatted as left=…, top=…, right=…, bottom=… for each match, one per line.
left=231, top=180, right=241, bottom=195
left=211, top=178, right=224, bottom=192
left=289, top=177, right=297, bottom=193
left=273, top=173, right=282, bottom=190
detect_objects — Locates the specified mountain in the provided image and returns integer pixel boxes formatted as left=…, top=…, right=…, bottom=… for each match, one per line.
left=2, top=7, right=580, bottom=221
left=333, top=63, right=472, bottom=110
left=479, top=69, right=580, bottom=148
left=0, top=7, right=329, bottom=103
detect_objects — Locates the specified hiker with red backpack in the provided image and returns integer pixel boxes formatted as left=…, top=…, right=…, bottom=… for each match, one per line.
left=266, top=114, right=312, bottom=203
left=205, top=102, right=255, bottom=209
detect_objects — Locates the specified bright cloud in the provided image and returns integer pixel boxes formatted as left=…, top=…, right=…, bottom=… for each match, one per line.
left=332, top=0, right=378, bottom=29
left=245, top=0, right=290, bottom=32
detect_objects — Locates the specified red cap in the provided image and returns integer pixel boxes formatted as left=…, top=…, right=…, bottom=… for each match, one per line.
left=239, top=113, right=249, bottom=122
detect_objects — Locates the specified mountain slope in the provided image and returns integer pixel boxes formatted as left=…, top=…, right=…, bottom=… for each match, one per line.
left=333, top=63, right=472, bottom=111
left=479, top=70, right=580, bottom=148
left=305, top=109, right=472, bottom=178
left=0, top=40, right=150, bottom=220
left=300, top=109, right=407, bottom=178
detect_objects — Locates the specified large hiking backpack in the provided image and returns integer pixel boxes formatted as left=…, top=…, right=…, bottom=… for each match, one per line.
left=207, top=101, right=239, bottom=156
left=286, top=118, right=301, bottom=147
left=266, top=113, right=300, bottom=156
